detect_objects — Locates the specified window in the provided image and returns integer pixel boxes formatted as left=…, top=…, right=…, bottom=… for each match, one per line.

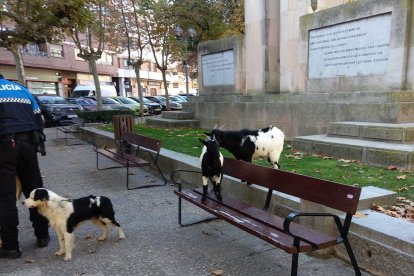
left=74, top=49, right=85, bottom=61
left=49, top=44, right=64, bottom=58
left=28, top=82, right=58, bottom=95
left=97, top=52, right=113, bottom=65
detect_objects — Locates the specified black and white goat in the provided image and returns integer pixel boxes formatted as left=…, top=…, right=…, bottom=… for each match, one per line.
left=199, top=138, right=223, bottom=203
left=206, top=125, right=285, bottom=169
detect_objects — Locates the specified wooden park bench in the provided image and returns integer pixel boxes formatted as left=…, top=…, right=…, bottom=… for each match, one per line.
left=172, top=157, right=362, bottom=276
left=96, top=131, right=167, bottom=190
left=55, top=117, right=85, bottom=146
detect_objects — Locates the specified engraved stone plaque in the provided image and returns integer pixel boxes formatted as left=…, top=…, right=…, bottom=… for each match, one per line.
left=202, top=50, right=235, bottom=86
left=308, top=13, right=391, bottom=79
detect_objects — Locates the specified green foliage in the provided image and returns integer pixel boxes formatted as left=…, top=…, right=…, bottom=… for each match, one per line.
left=77, top=110, right=135, bottom=123
left=98, top=124, right=414, bottom=200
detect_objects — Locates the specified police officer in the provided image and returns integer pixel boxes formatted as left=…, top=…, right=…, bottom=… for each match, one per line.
left=0, top=74, right=49, bottom=259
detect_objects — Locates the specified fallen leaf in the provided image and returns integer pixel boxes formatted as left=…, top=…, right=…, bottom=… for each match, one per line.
left=353, top=212, right=368, bottom=218
left=88, top=250, right=95, bottom=254
left=212, top=269, right=224, bottom=276
left=24, top=259, right=36, bottom=263
left=386, top=166, right=398, bottom=170
left=396, top=175, right=407, bottom=180
left=84, top=234, right=93, bottom=239
left=338, top=159, right=352, bottom=163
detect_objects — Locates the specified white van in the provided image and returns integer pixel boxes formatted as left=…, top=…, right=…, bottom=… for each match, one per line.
left=71, top=85, right=117, bottom=98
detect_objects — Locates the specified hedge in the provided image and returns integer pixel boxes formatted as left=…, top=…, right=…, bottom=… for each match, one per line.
left=77, top=110, right=135, bottom=123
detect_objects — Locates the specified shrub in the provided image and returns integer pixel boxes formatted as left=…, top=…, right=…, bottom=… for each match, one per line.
left=77, top=110, right=135, bottom=123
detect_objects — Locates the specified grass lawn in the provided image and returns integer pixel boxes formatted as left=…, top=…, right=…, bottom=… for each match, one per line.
left=99, top=123, right=414, bottom=201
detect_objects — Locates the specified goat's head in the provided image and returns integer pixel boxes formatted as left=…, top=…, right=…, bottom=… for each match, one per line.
left=199, top=138, right=220, bottom=155
left=205, top=128, right=225, bottom=144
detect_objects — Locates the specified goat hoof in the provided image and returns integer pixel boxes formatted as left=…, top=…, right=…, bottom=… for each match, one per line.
left=201, top=196, right=207, bottom=203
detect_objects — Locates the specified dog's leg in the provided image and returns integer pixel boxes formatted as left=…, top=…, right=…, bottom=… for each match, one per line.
left=63, top=232, right=73, bottom=261
left=55, top=228, right=66, bottom=256
left=116, top=225, right=125, bottom=240
left=91, top=218, right=109, bottom=241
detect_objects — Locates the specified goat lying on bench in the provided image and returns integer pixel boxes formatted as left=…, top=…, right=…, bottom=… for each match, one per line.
left=172, top=157, right=362, bottom=276
left=96, top=132, right=167, bottom=190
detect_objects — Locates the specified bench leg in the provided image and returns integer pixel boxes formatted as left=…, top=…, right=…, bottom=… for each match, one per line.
left=177, top=196, right=217, bottom=227
left=96, top=150, right=124, bottom=171
left=125, top=162, right=168, bottom=190
left=291, top=237, right=300, bottom=276
left=291, top=253, right=298, bottom=276
left=343, top=238, right=361, bottom=276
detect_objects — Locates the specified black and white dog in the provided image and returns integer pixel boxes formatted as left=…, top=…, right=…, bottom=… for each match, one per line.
left=24, top=188, right=125, bottom=261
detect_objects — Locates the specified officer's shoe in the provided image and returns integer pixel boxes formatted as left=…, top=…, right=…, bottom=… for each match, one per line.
left=37, top=236, right=50, bottom=248
left=0, top=248, right=22, bottom=259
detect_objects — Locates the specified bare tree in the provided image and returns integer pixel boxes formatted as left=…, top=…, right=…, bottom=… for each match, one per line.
left=116, top=0, right=148, bottom=117
left=142, top=0, right=175, bottom=110
left=67, top=0, right=108, bottom=109
left=0, top=0, right=89, bottom=84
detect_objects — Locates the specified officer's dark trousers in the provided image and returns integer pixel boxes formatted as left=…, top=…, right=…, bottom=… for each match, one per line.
left=0, top=132, right=49, bottom=250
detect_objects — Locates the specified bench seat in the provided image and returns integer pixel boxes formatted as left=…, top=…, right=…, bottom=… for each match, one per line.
left=96, top=132, right=166, bottom=190
left=172, top=157, right=362, bottom=276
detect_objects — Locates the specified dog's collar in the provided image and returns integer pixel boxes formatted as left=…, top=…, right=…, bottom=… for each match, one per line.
left=61, top=199, right=73, bottom=202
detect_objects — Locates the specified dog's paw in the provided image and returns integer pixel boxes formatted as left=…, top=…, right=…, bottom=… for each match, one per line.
left=98, top=235, right=107, bottom=241
left=118, top=231, right=125, bottom=240
left=63, top=255, right=71, bottom=261
left=55, top=250, right=65, bottom=256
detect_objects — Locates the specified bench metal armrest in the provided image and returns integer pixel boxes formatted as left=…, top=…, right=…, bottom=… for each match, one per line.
left=170, top=169, right=202, bottom=192
left=283, top=212, right=344, bottom=242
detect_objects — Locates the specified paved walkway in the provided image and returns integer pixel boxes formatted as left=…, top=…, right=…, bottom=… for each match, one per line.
left=0, top=127, right=371, bottom=276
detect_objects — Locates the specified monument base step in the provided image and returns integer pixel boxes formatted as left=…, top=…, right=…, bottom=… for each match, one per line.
left=292, top=134, right=414, bottom=169
left=328, top=121, right=414, bottom=143
left=146, top=110, right=200, bottom=128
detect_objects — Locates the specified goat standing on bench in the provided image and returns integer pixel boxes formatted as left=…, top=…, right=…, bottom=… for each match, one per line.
left=199, top=138, right=223, bottom=203
left=206, top=125, right=285, bottom=169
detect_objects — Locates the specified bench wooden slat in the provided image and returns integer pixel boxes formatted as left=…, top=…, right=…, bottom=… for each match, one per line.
left=193, top=188, right=337, bottom=250
left=222, top=157, right=361, bottom=214
left=103, top=148, right=151, bottom=167
left=122, top=132, right=161, bottom=153
left=96, top=149, right=141, bottom=167
left=175, top=189, right=313, bottom=254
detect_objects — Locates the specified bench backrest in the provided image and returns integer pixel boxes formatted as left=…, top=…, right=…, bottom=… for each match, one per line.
left=113, top=115, right=134, bottom=140
left=122, top=132, right=162, bottom=153
left=222, top=157, right=361, bottom=214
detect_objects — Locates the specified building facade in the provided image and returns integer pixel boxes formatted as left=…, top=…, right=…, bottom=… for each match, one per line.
left=0, top=41, right=197, bottom=97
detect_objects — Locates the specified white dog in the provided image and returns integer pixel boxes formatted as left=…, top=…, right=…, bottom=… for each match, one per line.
left=24, top=188, right=125, bottom=261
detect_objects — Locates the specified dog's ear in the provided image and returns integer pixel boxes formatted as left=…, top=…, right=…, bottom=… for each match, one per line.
left=33, top=189, right=49, bottom=201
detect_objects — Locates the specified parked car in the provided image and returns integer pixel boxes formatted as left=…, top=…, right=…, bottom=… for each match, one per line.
left=111, top=96, right=149, bottom=116
left=71, top=84, right=117, bottom=98
left=170, top=95, right=187, bottom=103
left=145, top=96, right=182, bottom=111
left=67, top=97, right=112, bottom=111
left=33, top=94, right=82, bottom=127
left=128, top=96, right=162, bottom=115
left=84, top=96, right=135, bottom=112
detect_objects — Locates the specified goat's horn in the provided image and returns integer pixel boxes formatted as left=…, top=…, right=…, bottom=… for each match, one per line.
left=219, top=124, right=225, bottom=130
left=213, top=124, right=218, bottom=129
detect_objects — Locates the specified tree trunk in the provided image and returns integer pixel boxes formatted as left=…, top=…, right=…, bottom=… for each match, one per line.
left=89, top=59, right=103, bottom=110
left=11, top=47, right=25, bottom=85
left=134, top=66, right=144, bottom=118
left=162, top=70, right=170, bottom=111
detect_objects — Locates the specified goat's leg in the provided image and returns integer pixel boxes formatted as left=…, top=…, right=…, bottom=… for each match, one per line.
left=212, top=175, right=222, bottom=201
left=201, top=176, right=208, bottom=203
